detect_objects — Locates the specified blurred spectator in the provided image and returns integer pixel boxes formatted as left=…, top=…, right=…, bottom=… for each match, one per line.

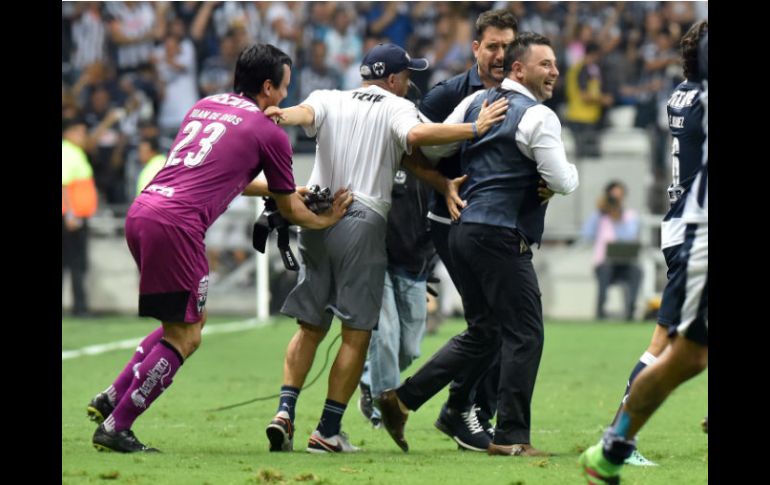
left=427, top=13, right=473, bottom=87
left=342, top=35, right=381, bottom=91
left=172, top=1, right=200, bottom=29
left=71, top=62, right=121, bottom=109
left=565, top=42, right=613, bottom=159
left=117, top=72, right=155, bottom=138
left=582, top=181, right=641, bottom=321
left=190, top=1, right=227, bottom=63
left=325, top=6, right=363, bottom=72
left=410, top=2, right=439, bottom=46
left=265, top=2, right=301, bottom=64
left=154, top=31, right=199, bottom=140
left=599, top=28, right=641, bottom=107
left=366, top=2, right=413, bottom=48
left=62, top=117, right=99, bottom=317
left=124, top=122, right=161, bottom=195
left=567, top=23, right=595, bottom=67
left=519, top=2, right=563, bottom=43
left=62, top=2, right=76, bottom=72
left=83, top=86, right=127, bottom=203
left=301, top=2, right=334, bottom=59
left=70, top=2, right=107, bottom=79
left=298, top=40, right=341, bottom=102
left=135, top=136, right=165, bottom=195
left=198, top=31, right=239, bottom=97
left=62, top=82, right=80, bottom=120
left=104, top=1, right=159, bottom=74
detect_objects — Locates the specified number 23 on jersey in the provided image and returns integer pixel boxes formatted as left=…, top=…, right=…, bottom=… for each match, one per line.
left=165, top=121, right=227, bottom=168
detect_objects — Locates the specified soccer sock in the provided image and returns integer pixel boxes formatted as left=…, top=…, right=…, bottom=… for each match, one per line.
left=110, top=327, right=165, bottom=404
left=585, top=440, right=623, bottom=476
left=317, top=399, right=346, bottom=437
left=601, top=413, right=637, bottom=466
left=611, top=352, right=657, bottom=425
left=107, top=339, right=184, bottom=432
left=277, top=385, right=300, bottom=422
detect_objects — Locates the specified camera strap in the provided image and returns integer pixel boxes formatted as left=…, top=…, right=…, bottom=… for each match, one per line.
left=276, top=226, right=299, bottom=271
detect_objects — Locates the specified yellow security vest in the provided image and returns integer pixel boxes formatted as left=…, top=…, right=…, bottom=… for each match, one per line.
left=565, top=60, right=603, bottom=124
left=62, top=140, right=98, bottom=217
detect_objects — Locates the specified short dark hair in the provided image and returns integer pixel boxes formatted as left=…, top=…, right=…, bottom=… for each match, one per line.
left=605, top=180, right=626, bottom=196
left=681, top=20, right=708, bottom=81
left=140, top=136, right=160, bottom=153
left=585, top=42, right=601, bottom=56
left=233, top=43, right=292, bottom=98
left=475, top=9, right=518, bottom=41
left=503, top=32, right=552, bottom=75
left=62, top=116, right=86, bottom=134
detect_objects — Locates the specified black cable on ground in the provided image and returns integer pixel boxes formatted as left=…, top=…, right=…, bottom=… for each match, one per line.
left=206, top=333, right=342, bottom=412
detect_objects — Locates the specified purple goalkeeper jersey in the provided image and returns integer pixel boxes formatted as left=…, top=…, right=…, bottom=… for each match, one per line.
left=133, top=93, right=296, bottom=234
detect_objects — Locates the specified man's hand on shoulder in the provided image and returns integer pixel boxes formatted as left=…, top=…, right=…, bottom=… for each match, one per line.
left=263, top=106, right=284, bottom=124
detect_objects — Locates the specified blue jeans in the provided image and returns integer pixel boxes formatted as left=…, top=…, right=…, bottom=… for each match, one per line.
left=361, top=268, right=427, bottom=418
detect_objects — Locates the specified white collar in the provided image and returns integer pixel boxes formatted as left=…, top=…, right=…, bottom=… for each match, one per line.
left=501, top=78, right=537, bottom=102
left=360, top=83, right=398, bottom=98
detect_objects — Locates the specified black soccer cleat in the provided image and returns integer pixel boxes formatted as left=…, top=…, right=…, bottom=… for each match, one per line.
left=92, top=424, right=160, bottom=453
left=87, top=392, right=115, bottom=425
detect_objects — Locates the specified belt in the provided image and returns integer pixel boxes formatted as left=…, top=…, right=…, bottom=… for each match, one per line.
left=427, top=211, right=452, bottom=225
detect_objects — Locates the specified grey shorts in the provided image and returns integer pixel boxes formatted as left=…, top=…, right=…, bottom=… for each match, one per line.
left=281, top=201, right=387, bottom=331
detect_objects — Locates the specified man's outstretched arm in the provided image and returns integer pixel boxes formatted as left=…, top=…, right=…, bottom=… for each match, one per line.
left=264, top=105, right=315, bottom=127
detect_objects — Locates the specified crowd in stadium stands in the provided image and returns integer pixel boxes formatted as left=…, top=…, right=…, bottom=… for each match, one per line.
left=62, top=1, right=707, bottom=211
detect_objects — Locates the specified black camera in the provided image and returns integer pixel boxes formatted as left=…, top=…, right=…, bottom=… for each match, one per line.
left=252, top=186, right=334, bottom=271
left=303, top=184, right=333, bottom=213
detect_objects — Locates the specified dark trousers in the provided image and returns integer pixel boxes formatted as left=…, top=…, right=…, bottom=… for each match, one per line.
left=400, top=223, right=543, bottom=444
left=62, top=218, right=89, bottom=315
left=595, top=262, right=641, bottom=321
left=429, top=220, right=499, bottom=422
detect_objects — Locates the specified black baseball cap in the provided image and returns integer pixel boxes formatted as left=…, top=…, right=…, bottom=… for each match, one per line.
left=360, top=43, right=429, bottom=80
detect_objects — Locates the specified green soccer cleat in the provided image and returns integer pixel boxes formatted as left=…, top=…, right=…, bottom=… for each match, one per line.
left=579, top=443, right=622, bottom=485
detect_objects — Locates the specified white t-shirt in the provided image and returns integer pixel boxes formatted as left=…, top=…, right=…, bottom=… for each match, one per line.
left=300, top=85, right=422, bottom=219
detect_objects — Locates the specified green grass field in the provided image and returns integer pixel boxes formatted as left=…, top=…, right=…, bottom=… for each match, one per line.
left=62, top=316, right=707, bottom=484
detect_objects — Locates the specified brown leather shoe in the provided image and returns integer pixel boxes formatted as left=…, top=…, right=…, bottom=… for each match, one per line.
left=376, top=389, right=409, bottom=452
left=487, top=443, right=552, bottom=457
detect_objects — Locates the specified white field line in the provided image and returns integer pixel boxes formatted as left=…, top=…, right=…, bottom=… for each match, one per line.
left=62, top=318, right=272, bottom=361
